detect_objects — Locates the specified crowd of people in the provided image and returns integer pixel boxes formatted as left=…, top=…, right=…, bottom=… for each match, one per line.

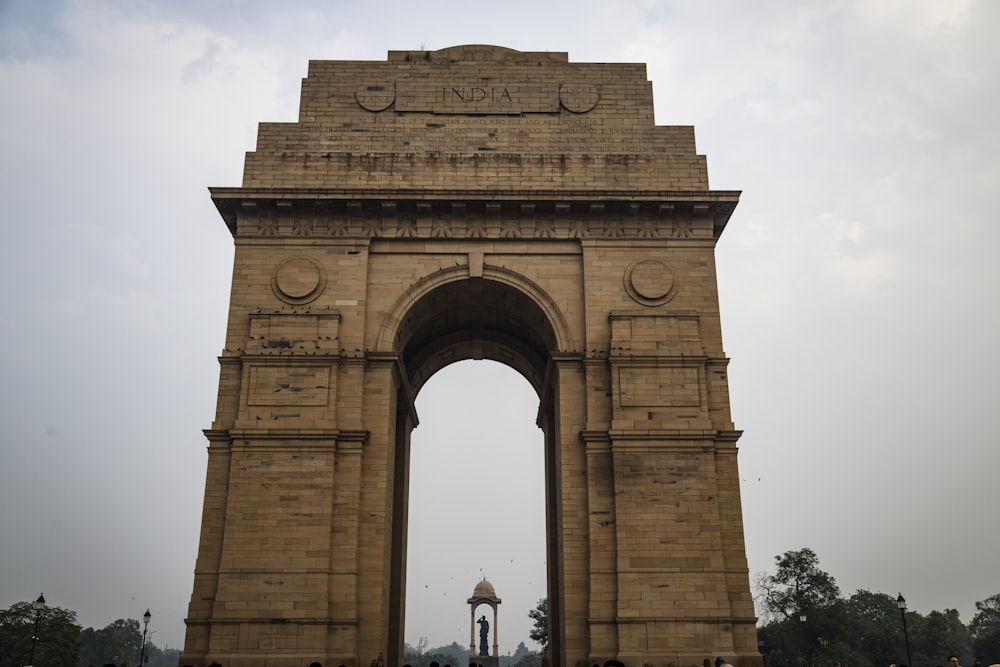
left=393, top=653, right=999, bottom=667
left=841, top=655, right=1000, bottom=667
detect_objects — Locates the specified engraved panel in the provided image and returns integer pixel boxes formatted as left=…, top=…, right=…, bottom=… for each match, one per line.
left=396, top=80, right=560, bottom=114
left=246, top=312, right=340, bottom=355
left=619, top=367, right=701, bottom=407
left=247, top=366, right=330, bottom=406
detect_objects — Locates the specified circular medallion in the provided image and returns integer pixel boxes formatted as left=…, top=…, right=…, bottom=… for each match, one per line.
left=559, top=84, right=599, bottom=113
left=624, top=258, right=676, bottom=306
left=273, top=257, right=325, bottom=304
left=356, top=82, right=395, bottom=111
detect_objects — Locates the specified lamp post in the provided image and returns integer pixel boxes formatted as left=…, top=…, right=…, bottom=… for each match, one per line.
left=897, top=594, right=913, bottom=667
left=28, top=593, right=45, bottom=666
left=799, top=611, right=807, bottom=666
left=139, top=609, right=151, bottom=667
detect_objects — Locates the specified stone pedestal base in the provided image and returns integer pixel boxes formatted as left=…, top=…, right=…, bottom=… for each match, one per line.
left=470, top=656, right=499, bottom=667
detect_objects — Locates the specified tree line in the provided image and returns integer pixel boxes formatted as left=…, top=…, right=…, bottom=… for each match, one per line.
left=0, top=600, right=179, bottom=667
left=755, top=548, right=1000, bottom=667
left=1, top=597, right=551, bottom=667
left=14, top=559, right=992, bottom=667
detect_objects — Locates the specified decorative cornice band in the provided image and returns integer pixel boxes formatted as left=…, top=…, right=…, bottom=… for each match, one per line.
left=210, top=188, right=739, bottom=240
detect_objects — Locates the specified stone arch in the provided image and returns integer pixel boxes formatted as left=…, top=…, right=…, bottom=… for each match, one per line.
left=181, top=45, right=761, bottom=667
left=374, top=261, right=575, bottom=390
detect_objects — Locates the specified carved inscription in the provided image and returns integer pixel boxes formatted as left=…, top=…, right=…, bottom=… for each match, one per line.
left=395, top=80, right=560, bottom=114
left=357, top=80, right=601, bottom=114
left=232, top=201, right=718, bottom=241
left=443, top=86, right=513, bottom=103
left=247, top=366, right=330, bottom=406
left=318, top=116, right=660, bottom=153
left=246, top=312, right=341, bottom=355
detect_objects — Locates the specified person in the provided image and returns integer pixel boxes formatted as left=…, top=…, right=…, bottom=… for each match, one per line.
left=948, top=656, right=961, bottom=667
left=715, top=657, right=734, bottom=667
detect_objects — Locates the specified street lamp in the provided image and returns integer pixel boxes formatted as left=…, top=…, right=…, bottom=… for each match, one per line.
left=796, top=610, right=808, bottom=666
left=28, top=593, right=45, bottom=666
left=139, top=609, right=151, bottom=667
left=897, top=594, right=913, bottom=667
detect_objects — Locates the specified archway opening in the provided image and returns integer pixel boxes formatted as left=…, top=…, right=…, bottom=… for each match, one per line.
left=385, top=273, right=563, bottom=666
left=403, top=359, right=547, bottom=662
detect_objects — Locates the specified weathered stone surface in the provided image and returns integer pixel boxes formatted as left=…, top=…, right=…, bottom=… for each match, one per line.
left=181, top=45, right=759, bottom=667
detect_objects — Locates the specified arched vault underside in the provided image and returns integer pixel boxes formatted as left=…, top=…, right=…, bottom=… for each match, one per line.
left=381, top=267, right=567, bottom=396
left=180, top=44, right=761, bottom=667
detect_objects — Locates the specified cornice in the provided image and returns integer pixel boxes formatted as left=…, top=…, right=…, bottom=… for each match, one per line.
left=606, top=429, right=743, bottom=444
left=209, top=188, right=740, bottom=240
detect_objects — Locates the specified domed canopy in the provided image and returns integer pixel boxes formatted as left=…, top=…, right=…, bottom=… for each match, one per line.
left=473, top=579, right=496, bottom=598
left=467, top=578, right=501, bottom=604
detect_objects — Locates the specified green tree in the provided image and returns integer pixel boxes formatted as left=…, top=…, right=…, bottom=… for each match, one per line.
left=839, top=589, right=906, bottom=667
left=432, top=641, right=469, bottom=667
left=970, top=594, right=1000, bottom=664
left=753, top=551, right=991, bottom=667
left=527, top=598, right=548, bottom=651
left=78, top=618, right=142, bottom=667
left=0, top=599, right=82, bottom=667
left=512, top=640, right=542, bottom=667
left=800, top=598, right=852, bottom=666
left=756, top=616, right=794, bottom=667
left=148, top=646, right=180, bottom=667
left=403, top=641, right=467, bottom=667
left=910, top=608, right=972, bottom=667
left=754, top=548, right=843, bottom=667
left=758, top=548, right=841, bottom=622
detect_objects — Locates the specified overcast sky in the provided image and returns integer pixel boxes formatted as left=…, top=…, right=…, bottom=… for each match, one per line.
left=1, top=0, right=998, bottom=657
